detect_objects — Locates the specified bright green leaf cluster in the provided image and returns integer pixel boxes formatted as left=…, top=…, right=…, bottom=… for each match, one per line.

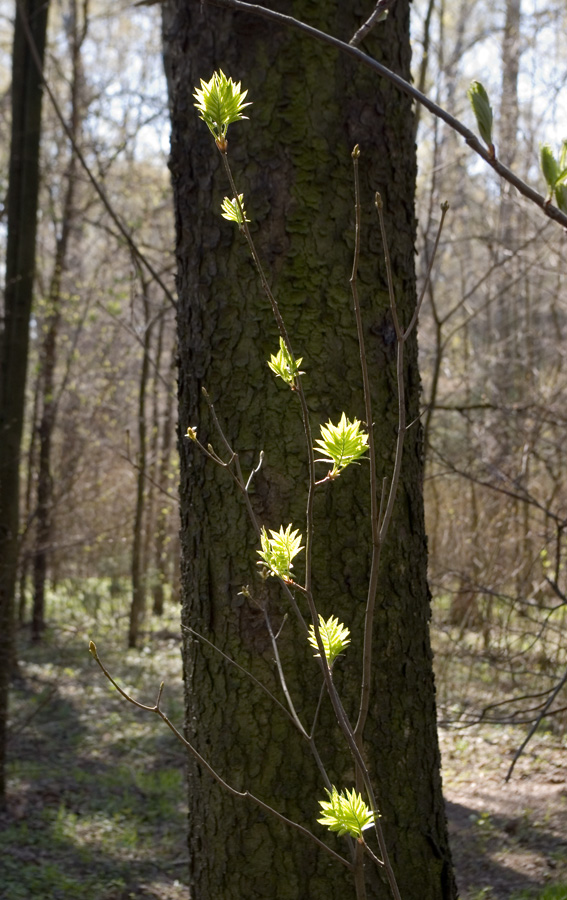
left=467, top=81, right=494, bottom=155
left=193, top=70, right=251, bottom=149
left=267, top=337, right=304, bottom=387
left=308, top=615, right=350, bottom=666
left=221, top=194, right=250, bottom=226
left=317, top=786, right=375, bottom=839
left=257, top=525, right=303, bottom=580
left=315, top=413, right=368, bottom=477
left=540, top=141, right=567, bottom=212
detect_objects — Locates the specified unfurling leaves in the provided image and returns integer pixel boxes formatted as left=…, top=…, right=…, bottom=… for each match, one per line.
left=221, top=194, right=250, bottom=226
left=555, top=183, right=567, bottom=214
left=315, top=413, right=368, bottom=477
left=268, top=337, right=304, bottom=387
left=467, top=81, right=494, bottom=156
left=308, top=615, right=350, bottom=666
left=540, top=140, right=567, bottom=208
left=193, top=70, right=251, bottom=150
left=540, top=143, right=559, bottom=191
left=257, top=525, right=303, bottom=580
left=317, top=786, right=375, bottom=839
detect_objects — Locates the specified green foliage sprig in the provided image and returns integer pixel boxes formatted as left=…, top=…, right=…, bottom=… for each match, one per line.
left=315, top=413, right=368, bottom=478
left=540, top=140, right=567, bottom=211
left=467, top=81, right=494, bottom=157
left=308, top=615, right=350, bottom=666
left=257, top=525, right=303, bottom=580
left=221, top=194, right=250, bottom=226
left=317, top=786, right=375, bottom=839
left=268, top=337, right=304, bottom=388
left=193, top=69, right=251, bottom=151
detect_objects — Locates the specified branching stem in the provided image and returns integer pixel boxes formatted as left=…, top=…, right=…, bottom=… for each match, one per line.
left=207, top=0, right=567, bottom=230
left=88, top=642, right=352, bottom=870
left=217, top=144, right=403, bottom=900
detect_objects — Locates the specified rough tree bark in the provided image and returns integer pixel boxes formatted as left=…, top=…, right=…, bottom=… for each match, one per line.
left=163, top=1, right=456, bottom=897
left=0, top=0, right=50, bottom=804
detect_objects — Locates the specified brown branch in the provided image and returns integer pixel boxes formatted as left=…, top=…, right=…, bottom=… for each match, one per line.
left=505, top=665, right=567, bottom=781
left=206, top=0, right=567, bottom=230
left=88, top=641, right=352, bottom=870
left=14, top=0, right=177, bottom=309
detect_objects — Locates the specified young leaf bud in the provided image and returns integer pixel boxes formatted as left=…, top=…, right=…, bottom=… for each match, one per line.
left=554, top=183, right=567, bottom=214
left=540, top=143, right=559, bottom=191
left=467, top=81, right=494, bottom=155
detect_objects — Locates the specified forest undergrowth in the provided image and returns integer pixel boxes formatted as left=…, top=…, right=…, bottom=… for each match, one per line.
left=1, top=582, right=566, bottom=900
left=2, top=583, right=188, bottom=900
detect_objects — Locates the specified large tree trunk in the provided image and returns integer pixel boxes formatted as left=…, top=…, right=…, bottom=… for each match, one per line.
left=0, top=0, right=50, bottom=805
left=163, top=2, right=456, bottom=898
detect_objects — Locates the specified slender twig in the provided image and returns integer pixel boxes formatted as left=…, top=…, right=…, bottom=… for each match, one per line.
left=405, top=202, right=449, bottom=339
left=505, top=664, right=567, bottom=781
left=201, top=386, right=237, bottom=458
left=190, top=604, right=335, bottom=796
left=262, top=606, right=335, bottom=792
left=375, top=194, right=406, bottom=545
left=187, top=618, right=333, bottom=795
left=218, top=147, right=403, bottom=900
left=349, top=0, right=397, bottom=47
left=350, top=147, right=379, bottom=551
left=219, top=151, right=320, bottom=641
left=184, top=624, right=293, bottom=723
left=308, top=681, right=327, bottom=740
left=349, top=151, right=381, bottom=746
left=88, top=641, right=352, bottom=870
left=354, top=194, right=405, bottom=738
left=352, top=175, right=445, bottom=750
left=429, top=446, right=567, bottom=528
left=347, top=193, right=445, bottom=887
left=353, top=839, right=368, bottom=900
left=263, top=605, right=308, bottom=737
left=245, top=451, right=265, bottom=491
left=14, top=0, right=177, bottom=309
left=206, top=0, right=567, bottom=230
left=363, top=840, right=385, bottom=868
left=196, top=389, right=309, bottom=630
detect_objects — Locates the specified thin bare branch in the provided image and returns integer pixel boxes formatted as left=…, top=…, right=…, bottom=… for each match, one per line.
left=206, top=0, right=567, bottom=229
left=349, top=0, right=397, bottom=47
left=88, top=641, right=352, bottom=869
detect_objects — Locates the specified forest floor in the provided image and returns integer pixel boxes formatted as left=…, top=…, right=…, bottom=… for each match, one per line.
left=1, top=586, right=566, bottom=900
left=441, top=725, right=567, bottom=899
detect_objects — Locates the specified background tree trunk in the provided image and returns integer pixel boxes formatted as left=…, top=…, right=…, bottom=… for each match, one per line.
left=163, top=1, right=456, bottom=897
left=0, top=0, right=50, bottom=805
left=32, top=5, right=84, bottom=639
left=152, top=337, right=176, bottom=616
left=128, top=272, right=152, bottom=649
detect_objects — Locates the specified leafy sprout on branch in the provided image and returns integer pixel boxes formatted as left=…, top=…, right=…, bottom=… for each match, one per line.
left=317, top=786, right=375, bottom=839
left=193, top=69, right=251, bottom=150
left=467, top=80, right=494, bottom=157
left=540, top=140, right=567, bottom=212
left=267, top=337, right=304, bottom=388
left=308, top=615, right=350, bottom=666
left=257, top=525, right=303, bottom=580
left=221, top=194, right=250, bottom=226
left=315, top=413, right=368, bottom=478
